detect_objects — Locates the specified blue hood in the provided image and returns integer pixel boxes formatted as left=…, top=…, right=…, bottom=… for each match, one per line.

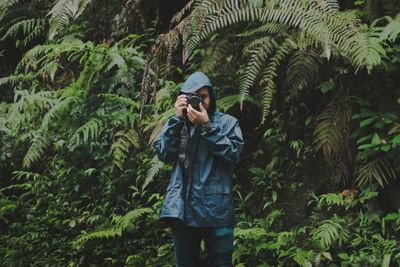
left=180, top=71, right=216, bottom=114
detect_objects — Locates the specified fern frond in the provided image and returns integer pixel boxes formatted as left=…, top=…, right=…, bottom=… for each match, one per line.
left=68, top=118, right=103, bottom=150
left=356, top=157, right=396, bottom=187
left=314, top=102, right=343, bottom=163
left=97, top=94, right=140, bottom=110
left=350, top=24, right=385, bottom=72
left=240, top=37, right=278, bottom=106
left=72, top=227, right=123, bottom=249
left=259, top=38, right=296, bottom=120
left=170, top=0, right=196, bottom=26
left=285, top=50, right=321, bottom=96
left=1, top=17, right=46, bottom=47
left=143, top=156, right=165, bottom=190
left=314, top=217, right=349, bottom=249
left=380, top=14, right=400, bottom=42
left=11, top=170, right=44, bottom=181
left=23, top=131, right=50, bottom=168
left=14, top=89, right=57, bottom=113
left=181, top=0, right=381, bottom=71
left=111, top=129, right=140, bottom=171
left=217, top=93, right=256, bottom=112
left=238, top=22, right=289, bottom=37
left=109, top=109, right=138, bottom=129
left=113, top=208, right=152, bottom=229
left=40, top=96, right=79, bottom=131
left=317, top=193, right=345, bottom=207
left=72, top=208, right=152, bottom=248
left=0, top=0, right=21, bottom=20
left=0, top=0, right=21, bottom=9
left=37, top=60, right=59, bottom=82
left=48, top=0, right=93, bottom=40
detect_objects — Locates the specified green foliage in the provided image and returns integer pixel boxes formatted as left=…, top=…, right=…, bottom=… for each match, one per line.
left=111, top=129, right=140, bottom=171
left=72, top=208, right=153, bottom=248
left=47, top=0, right=93, bottom=40
left=1, top=0, right=400, bottom=266
left=356, top=158, right=396, bottom=187
left=313, top=216, right=349, bottom=249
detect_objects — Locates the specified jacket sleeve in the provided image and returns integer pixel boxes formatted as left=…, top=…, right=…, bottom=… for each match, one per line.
left=153, top=116, right=184, bottom=163
left=200, top=117, right=244, bottom=164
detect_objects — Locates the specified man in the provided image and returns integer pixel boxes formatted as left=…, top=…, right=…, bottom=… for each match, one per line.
left=154, top=71, right=244, bottom=266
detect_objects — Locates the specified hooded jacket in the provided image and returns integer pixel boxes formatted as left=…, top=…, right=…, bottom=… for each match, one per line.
left=154, top=71, right=244, bottom=227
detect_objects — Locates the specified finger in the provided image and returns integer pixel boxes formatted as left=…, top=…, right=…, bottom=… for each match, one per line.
left=187, top=105, right=196, bottom=117
left=178, top=94, right=187, bottom=100
left=199, top=103, right=206, bottom=113
left=187, top=112, right=194, bottom=121
left=176, top=100, right=187, bottom=108
left=176, top=97, right=187, bottom=104
left=177, top=96, right=187, bottom=104
left=190, top=105, right=201, bottom=115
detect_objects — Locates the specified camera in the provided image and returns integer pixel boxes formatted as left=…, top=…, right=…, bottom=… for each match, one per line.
left=186, top=93, right=204, bottom=111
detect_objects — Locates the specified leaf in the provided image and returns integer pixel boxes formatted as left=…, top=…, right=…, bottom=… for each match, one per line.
left=143, top=156, right=165, bottom=190
left=319, top=80, right=334, bottom=94
left=371, top=133, right=380, bottom=145
left=391, top=135, right=400, bottom=144
left=360, top=117, right=376, bottom=127
left=272, top=191, right=277, bottom=202
left=381, top=254, right=391, bottom=267
left=322, top=252, right=333, bottom=261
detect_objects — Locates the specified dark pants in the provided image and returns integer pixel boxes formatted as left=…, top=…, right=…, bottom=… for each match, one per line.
left=170, top=221, right=233, bottom=267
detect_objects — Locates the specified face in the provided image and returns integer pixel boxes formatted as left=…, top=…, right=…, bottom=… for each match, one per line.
left=196, top=87, right=211, bottom=111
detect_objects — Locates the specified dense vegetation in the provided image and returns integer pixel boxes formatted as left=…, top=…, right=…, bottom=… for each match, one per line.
left=1, top=0, right=400, bottom=266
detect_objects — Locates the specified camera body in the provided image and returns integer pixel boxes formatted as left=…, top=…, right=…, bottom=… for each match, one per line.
left=186, top=93, right=204, bottom=111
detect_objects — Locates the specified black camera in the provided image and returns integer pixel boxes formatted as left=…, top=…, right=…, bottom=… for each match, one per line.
left=186, top=93, right=204, bottom=111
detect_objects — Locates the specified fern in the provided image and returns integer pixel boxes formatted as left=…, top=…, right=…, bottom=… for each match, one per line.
left=13, top=89, right=57, bottom=113
left=111, top=129, right=140, bottom=171
left=23, top=131, right=50, bottom=168
left=97, top=93, right=140, bottom=111
left=258, top=38, right=296, bottom=120
left=240, top=36, right=278, bottom=107
left=217, top=93, right=256, bottom=112
left=146, top=0, right=385, bottom=95
left=314, top=103, right=342, bottom=161
left=72, top=208, right=152, bottom=248
left=238, top=22, right=290, bottom=37
left=314, top=217, right=349, bottom=249
left=142, top=155, right=165, bottom=190
left=1, top=18, right=46, bottom=47
left=40, top=96, right=80, bottom=132
left=285, top=50, right=321, bottom=97
left=380, top=14, right=400, bottom=42
left=351, top=24, right=386, bottom=72
left=48, top=0, right=93, bottom=40
left=170, top=0, right=195, bottom=26
left=356, top=158, right=396, bottom=187
left=109, top=109, right=138, bottom=129
left=0, top=0, right=21, bottom=22
left=68, top=118, right=103, bottom=150
left=234, top=227, right=268, bottom=241
left=317, top=193, right=345, bottom=208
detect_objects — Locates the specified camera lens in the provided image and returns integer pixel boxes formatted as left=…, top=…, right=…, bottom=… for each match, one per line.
left=187, top=94, right=202, bottom=110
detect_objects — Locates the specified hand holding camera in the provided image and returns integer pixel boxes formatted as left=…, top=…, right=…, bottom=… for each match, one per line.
left=174, top=95, right=188, bottom=118
left=174, top=94, right=209, bottom=126
left=187, top=103, right=209, bottom=126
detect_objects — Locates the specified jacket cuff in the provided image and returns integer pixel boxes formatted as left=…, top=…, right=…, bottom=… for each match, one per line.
left=167, top=116, right=184, bottom=136
left=200, top=121, right=219, bottom=136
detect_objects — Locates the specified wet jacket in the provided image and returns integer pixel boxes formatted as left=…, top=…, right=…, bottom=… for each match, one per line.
left=154, top=72, right=244, bottom=227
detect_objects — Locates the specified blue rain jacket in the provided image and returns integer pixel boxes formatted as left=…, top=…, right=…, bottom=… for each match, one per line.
left=154, top=72, right=244, bottom=227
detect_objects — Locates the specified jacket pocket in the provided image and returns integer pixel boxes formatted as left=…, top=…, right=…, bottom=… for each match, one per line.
left=204, top=184, right=230, bottom=195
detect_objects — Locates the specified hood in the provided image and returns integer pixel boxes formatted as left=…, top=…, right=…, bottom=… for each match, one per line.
left=180, top=71, right=217, bottom=114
